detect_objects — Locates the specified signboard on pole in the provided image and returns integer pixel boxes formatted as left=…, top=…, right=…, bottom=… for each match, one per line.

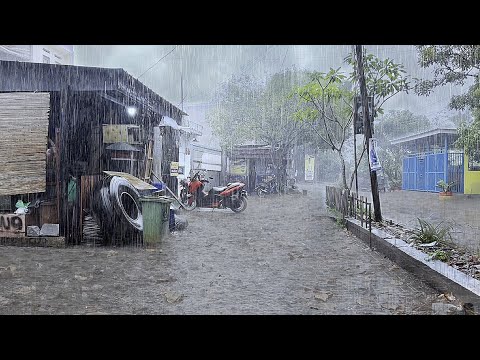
left=170, top=161, right=179, bottom=176
left=353, top=95, right=374, bottom=135
left=305, top=155, right=315, bottom=181
left=230, top=159, right=246, bottom=175
left=369, top=138, right=382, bottom=171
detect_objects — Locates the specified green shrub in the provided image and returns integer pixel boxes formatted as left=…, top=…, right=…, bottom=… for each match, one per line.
left=430, top=249, right=450, bottom=262
left=328, top=208, right=346, bottom=228
left=410, top=218, right=453, bottom=245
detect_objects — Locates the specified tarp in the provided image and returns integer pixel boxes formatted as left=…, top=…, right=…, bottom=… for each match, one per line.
left=160, top=116, right=181, bottom=130
left=160, top=116, right=199, bottom=134
left=103, top=171, right=157, bottom=191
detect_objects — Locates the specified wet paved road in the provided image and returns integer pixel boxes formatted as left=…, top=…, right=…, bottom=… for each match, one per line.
left=0, top=188, right=441, bottom=314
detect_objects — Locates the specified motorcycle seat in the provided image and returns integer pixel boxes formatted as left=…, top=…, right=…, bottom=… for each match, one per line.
left=212, top=186, right=227, bottom=192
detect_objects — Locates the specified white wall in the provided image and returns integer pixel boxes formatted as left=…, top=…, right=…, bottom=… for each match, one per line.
left=178, top=133, right=192, bottom=181
left=152, top=127, right=163, bottom=182
left=32, top=45, right=74, bottom=65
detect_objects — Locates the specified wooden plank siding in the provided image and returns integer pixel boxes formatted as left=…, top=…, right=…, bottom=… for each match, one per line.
left=0, top=60, right=186, bottom=244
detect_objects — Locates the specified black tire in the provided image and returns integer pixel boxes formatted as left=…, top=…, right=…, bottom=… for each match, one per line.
left=109, top=176, right=143, bottom=231
left=179, top=190, right=196, bottom=210
left=183, top=194, right=197, bottom=210
left=230, top=197, right=247, bottom=213
left=256, top=185, right=267, bottom=198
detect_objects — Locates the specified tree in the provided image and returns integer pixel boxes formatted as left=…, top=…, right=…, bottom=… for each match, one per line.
left=292, top=68, right=354, bottom=189
left=364, top=110, right=432, bottom=192
left=415, top=45, right=480, bottom=157
left=208, top=73, right=261, bottom=149
left=376, top=146, right=404, bottom=190
left=373, top=110, right=432, bottom=190
left=208, top=69, right=310, bottom=193
left=375, top=109, right=431, bottom=141
left=456, top=114, right=480, bottom=159
left=344, top=51, right=411, bottom=190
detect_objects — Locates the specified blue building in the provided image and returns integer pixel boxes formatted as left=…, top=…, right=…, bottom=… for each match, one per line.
left=391, top=128, right=465, bottom=193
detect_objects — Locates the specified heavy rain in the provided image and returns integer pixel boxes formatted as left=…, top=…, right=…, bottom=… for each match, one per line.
left=0, top=45, right=479, bottom=315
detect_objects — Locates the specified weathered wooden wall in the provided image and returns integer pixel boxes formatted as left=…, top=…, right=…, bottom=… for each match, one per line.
left=0, top=92, right=50, bottom=196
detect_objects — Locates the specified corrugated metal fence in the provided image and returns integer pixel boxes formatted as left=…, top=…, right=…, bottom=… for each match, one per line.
left=402, top=152, right=464, bottom=193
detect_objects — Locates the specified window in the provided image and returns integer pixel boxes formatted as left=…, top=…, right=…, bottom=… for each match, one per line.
left=43, top=55, right=50, bottom=64
left=127, top=126, right=141, bottom=144
left=0, top=195, right=11, bottom=211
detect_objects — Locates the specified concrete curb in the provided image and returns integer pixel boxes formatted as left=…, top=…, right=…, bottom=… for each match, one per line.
left=0, top=236, right=66, bottom=248
left=342, top=217, right=480, bottom=311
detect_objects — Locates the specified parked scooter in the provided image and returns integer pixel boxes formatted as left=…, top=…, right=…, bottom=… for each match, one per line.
left=179, top=171, right=247, bottom=212
left=254, top=175, right=278, bottom=198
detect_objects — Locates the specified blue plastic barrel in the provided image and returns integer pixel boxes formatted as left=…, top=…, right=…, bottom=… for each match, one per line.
left=153, top=182, right=164, bottom=190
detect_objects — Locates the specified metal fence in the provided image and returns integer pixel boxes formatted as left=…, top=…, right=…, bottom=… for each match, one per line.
left=325, top=186, right=372, bottom=238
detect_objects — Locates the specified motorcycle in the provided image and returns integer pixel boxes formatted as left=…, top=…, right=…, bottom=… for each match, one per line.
left=254, top=175, right=278, bottom=198
left=179, top=171, right=248, bottom=212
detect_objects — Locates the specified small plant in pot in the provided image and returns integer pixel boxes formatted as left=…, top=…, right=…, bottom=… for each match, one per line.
left=436, top=179, right=455, bottom=197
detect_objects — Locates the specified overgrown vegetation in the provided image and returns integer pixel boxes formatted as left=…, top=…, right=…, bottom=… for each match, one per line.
left=208, top=70, right=311, bottom=193
left=415, top=45, right=480, bottom=158
left=292, top=68, right=354, bottom=189
left=430, top=249, right=451, bottom=262
left=327, top=208, right=346, bottom=228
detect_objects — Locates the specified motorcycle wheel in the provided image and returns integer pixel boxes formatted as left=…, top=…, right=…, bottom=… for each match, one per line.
left=230, top=197, right=247, bottom=213
left=256, top=185, right=267, bottom=198
left=181, top=195, right=197, bottom=211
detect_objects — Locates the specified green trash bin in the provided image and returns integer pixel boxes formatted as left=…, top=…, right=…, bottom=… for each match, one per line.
left=139, top=196, right=173, bottom=246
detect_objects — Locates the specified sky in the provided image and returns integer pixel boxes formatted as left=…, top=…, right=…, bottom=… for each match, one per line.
left=74, top=45, right=470, bottom=123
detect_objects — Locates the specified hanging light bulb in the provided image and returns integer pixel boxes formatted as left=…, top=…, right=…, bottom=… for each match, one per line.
left=126, top=106, right=137, bottom=117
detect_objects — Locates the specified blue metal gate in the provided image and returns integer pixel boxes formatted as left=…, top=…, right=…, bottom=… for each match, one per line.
left=447, top=152, right=464, bottom=193
left=402, top=152, right=464, bottom=193
left=416, top=156, right=426, bottom=190
left=425, top=153, right=444, bottom=192
left=402, top=156, right=416, bottom=190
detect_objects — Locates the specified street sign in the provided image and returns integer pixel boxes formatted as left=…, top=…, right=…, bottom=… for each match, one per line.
left=353, top=96, right=374, bottom=135
left=170, top=161, right=179, bottom=176
left=305, top=155, right=315, bottom=181
left=369, top=138, right=382, bottom=171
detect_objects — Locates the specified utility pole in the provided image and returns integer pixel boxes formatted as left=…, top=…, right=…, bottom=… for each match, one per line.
left=355, top=45, right=382, bottom=222
left=180, top=72, right=183, bottom=112
left=351, top=45, right=359, bottom=196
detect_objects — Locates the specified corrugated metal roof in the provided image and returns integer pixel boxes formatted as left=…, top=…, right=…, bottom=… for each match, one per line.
left=390, top=128, right=458, bottom=145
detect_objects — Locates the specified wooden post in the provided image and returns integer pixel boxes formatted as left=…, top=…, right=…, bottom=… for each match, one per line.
left=360, top=195, right=364, bottom=227
left=55, top=127, right=61, bottom=228
left=59, top=85, right=73, bottom=243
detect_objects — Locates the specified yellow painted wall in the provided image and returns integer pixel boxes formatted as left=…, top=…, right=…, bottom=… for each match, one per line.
left=464, top=154, right=480, bottom=194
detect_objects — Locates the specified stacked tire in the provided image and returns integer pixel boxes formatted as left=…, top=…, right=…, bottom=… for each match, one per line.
left=92, top=176, right=143, bottom=245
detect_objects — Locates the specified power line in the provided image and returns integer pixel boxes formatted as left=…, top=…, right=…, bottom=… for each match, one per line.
left=137, top=45, right=178, bottom=79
